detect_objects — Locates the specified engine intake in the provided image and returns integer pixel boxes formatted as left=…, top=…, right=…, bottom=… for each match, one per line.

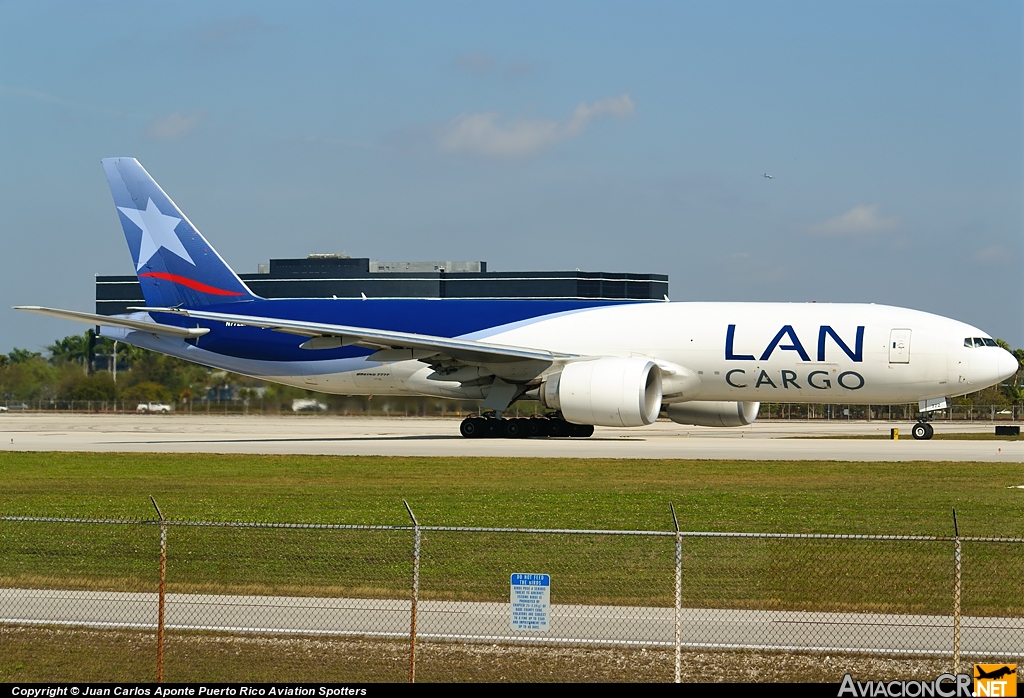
left=666, top=401, right=760, bottom=428
left=541, top=357, right=662, bottom=427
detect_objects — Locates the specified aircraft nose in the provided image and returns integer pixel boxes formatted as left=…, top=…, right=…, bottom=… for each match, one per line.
left=997, top=348, right=1019, bottom=382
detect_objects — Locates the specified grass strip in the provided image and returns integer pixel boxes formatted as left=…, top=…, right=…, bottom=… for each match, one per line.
left=1, top=453, right=1022, bottom=612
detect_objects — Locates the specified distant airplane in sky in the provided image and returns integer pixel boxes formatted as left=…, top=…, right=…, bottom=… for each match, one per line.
left=763, top=172, right=773, bottom=179
left=16, top=158, right=1019, bottom=440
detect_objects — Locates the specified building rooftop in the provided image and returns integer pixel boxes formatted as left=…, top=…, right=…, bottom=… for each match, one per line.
left=95, top=255, right=668, bottom=315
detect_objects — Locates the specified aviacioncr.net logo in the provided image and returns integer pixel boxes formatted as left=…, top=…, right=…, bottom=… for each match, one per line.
left=838, top=673, right=972, bottom=697
left=974, top=664, right=1017, bottom=697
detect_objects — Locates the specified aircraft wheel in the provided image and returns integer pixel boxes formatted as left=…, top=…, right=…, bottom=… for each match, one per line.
left=547, top=419, right=569, bottom=437
left=568, top=423, right=595, bottom=438
left=502, top=419, right=525, bottom=439
left=460, top=417, right=485, bottom=438
left=526, top=418, right=548, bottom=438
left=911, top=422, right=933, bottom=440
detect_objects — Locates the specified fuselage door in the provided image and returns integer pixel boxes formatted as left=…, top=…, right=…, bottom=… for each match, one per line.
left=889, top=329, right=911, bottom=364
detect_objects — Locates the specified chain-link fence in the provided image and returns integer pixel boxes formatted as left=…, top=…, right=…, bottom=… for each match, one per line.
left=1, top=506, right=1021, bottom=683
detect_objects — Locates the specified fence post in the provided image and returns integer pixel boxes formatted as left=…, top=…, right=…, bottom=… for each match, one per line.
left=670, top=503, right=681, bottom=684
left=150, top=496, right=167, bottom=683
left=952, top=508, right=961, bottom=676
left=404, top=500, right=420, bottom=684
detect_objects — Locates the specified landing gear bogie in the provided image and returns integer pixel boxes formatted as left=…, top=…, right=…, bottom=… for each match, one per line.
left=459, top=416, right=593, bottom=439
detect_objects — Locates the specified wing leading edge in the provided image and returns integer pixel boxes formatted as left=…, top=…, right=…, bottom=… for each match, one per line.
left=133, top=306, right=581, bottom=366
left=14, top=306, right=210, bottom=339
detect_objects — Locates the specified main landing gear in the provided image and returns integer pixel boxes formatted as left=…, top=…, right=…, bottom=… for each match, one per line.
left=911, top=421, right=934, bottom=440
left=459, top=416, right=595, bottom=439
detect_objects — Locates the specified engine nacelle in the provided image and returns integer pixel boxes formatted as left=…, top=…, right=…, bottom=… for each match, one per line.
left=666, top=401, right=760, bottom=427
left=541, top=357, right=662, bottom=427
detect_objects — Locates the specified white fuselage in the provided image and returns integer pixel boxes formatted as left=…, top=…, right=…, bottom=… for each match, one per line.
left=166, top=301, right=1011, bottom=405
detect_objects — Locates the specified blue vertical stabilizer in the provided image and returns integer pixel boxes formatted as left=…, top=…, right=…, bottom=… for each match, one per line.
left=102, top=158, right=258, bottom=308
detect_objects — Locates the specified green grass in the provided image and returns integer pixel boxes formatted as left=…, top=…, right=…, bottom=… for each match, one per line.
left=1, top=451, right=1022, bottom=533
left=1, top=452, right=1022, bottom=612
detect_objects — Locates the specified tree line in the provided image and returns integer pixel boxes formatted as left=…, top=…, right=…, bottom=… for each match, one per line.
left=0, top=330, right=267, bottom=406
left=0, top=330, right=478, bottom=415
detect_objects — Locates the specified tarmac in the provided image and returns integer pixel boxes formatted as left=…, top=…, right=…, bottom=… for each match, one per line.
left=1, top=413, right=1021, bottom=461
left=2, top=588, right=1019, bottom=656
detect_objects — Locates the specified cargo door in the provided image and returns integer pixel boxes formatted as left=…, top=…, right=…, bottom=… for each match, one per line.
left=889, top=329, right=911, bottom=364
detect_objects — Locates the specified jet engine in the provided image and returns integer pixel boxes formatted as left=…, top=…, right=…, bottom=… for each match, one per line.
left=666, top=401, right=760, bottom=427
left=540, top=357, right=662, bottom=427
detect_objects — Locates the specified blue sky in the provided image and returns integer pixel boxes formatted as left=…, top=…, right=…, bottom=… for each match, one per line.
left=1, top=1, right=1021, bottom=352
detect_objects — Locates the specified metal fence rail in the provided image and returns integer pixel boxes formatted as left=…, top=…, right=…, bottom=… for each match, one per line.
left=1, top=506, right=1022, bottom=683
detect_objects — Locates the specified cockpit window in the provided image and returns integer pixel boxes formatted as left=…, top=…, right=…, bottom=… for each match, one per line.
left=983, top=338, right=998, bottom=347
left=966, top=337, right=999, bottom=348
left=965, top=338, right=973, bottom=347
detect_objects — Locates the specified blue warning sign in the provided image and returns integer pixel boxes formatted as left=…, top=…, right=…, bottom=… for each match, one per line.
left=510, top=573, right=550, bottom=631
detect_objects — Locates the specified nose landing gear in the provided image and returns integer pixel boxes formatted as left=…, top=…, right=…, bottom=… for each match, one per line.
left=911, top=421, right=934, bottom=440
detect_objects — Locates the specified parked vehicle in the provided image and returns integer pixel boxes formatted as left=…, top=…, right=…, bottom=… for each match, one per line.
left=137, top=402, right=172, bottom=413
left=291, top=398, right=328, bottom=412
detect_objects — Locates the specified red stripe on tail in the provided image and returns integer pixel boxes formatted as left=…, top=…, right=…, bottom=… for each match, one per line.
left=139, top=272, right=246, bottom=297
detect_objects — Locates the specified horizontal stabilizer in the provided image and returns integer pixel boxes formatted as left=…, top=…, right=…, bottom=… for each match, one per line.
left=14, top=306, right=210, bottom=339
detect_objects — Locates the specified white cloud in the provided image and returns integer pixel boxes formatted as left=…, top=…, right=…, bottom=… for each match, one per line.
left=439, top=94, right=635, bottom=159
left=565, top=95, right=635, bottom=135
left=971, top=244, right=1012, bottom=266
left=144, top=111, right=203, bottom=140
left=810, top=204, right=900, bottom=236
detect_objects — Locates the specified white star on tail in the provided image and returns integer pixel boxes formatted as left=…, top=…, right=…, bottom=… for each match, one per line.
left=118, top=198, right=194, bottom=271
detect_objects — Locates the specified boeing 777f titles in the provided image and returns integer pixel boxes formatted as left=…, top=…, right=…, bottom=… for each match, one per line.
left=17, top=159, right=1019, bottom=439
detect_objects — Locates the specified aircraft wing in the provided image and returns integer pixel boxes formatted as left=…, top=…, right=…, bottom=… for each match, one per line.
left=14, top=306, right=211, bottom=339
left=135, top=306, right=580, bottom=365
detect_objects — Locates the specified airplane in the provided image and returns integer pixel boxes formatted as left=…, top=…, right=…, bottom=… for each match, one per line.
left=16, top=158, right=1020, bottom=440
left=975, top=666, right=1016, bottom=681
left=763, top=173, right=773, bottom=179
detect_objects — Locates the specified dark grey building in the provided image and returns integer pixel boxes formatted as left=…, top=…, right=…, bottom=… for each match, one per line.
left=95, top=255, right=669, bottom=315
